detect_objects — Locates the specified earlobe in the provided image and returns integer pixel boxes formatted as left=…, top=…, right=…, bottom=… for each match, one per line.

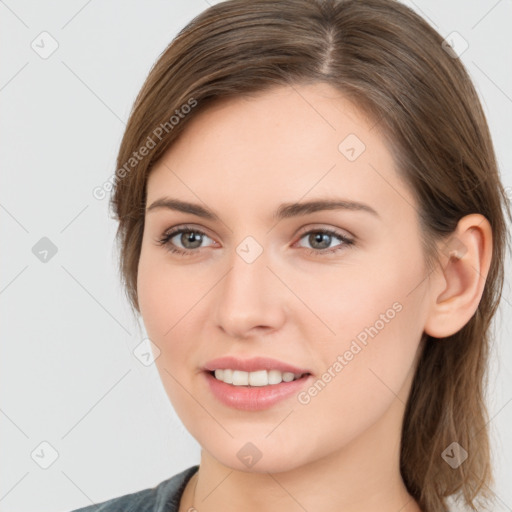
left=423, top=214, right=493, bottom=339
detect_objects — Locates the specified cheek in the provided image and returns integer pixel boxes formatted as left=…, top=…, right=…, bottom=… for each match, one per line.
left=287, top=249, right=422, bottom=345
left=291, top=290, right=424, bottom=456
left=137, top=256, right=199, bottom=412
left=137, top=249, right=200, bottom=338
left=137, top=251, right=212, bottom=389
left=137, top=262, right=168, bottom=339
left=294, top=246, right=426, bottom=408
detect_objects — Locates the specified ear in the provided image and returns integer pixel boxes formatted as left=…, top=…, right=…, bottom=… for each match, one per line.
left=423, top=214, right=493, bottom=339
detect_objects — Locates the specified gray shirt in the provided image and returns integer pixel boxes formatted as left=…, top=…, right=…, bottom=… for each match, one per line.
left=69, top=465, right=199, bottom=512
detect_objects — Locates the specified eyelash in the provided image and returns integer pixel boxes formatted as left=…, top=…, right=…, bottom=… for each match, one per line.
left=156, top=224, right=354, bottom=257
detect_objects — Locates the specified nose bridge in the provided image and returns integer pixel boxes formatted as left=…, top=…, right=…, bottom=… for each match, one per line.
left=214, top=235, right=285, bottom=336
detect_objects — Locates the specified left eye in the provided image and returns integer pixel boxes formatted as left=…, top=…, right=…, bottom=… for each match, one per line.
left=295, top=229, right=354, bottom=253
left=156, top=226, right=354, bottom=256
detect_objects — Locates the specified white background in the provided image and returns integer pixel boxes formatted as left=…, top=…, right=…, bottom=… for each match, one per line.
left=1, top=1, right=511, bottom=511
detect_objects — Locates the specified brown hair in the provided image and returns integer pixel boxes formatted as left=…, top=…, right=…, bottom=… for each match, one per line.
left=110, top=1, right=511, bottom=510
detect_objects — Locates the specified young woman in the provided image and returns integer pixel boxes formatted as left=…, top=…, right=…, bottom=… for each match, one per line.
left=71, top=0, right=511, bottom=511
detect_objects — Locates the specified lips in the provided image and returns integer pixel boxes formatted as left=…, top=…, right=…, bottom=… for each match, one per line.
left=201, top=355, right=314, bottom=410
left=202, top=355, right=312, bottom=375
left=203, top=370, right=313, bottom=411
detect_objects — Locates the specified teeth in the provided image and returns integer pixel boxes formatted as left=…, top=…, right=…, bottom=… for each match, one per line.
left=233, top=370, right=249, bottom=386
left=213, top=369, right=304, bottom=386
left=268, top=369, right=283, bottom=385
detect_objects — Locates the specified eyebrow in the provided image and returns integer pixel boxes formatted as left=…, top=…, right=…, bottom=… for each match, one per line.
left=146, top=197, right=380, bottom=221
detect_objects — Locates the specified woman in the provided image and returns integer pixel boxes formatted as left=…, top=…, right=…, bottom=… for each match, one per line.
left=70, top=0, right=511, bottom=511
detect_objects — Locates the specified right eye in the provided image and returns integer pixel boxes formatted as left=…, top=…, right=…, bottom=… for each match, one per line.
left=156, top=226, right=216, bottom=256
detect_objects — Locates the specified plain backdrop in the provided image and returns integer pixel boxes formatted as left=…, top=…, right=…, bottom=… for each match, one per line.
left=1, top=1, right=511, bottom=511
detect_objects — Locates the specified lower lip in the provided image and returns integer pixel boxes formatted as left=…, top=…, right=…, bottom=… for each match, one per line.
left=203, top=371, right=312, bottom=411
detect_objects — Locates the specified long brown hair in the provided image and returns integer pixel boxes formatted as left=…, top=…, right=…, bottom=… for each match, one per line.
left=109, top=1, right=511, bottom=510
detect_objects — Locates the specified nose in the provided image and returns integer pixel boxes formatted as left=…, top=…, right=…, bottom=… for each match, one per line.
left=214, top=243, right=287, bottom=339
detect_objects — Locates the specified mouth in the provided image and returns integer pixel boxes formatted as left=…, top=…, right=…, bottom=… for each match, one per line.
left=203, top=369, right=313, bottom=411
left=201, top=355, right=314, bottom=410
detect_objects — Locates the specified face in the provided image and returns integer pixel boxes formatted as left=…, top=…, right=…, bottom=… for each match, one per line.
left=137, top=83, right=431, bottom=473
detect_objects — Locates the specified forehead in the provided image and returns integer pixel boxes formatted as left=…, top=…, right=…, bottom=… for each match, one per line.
left=146, top=83, right=415, bottom=223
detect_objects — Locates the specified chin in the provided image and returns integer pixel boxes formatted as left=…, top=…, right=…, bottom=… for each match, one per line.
left=198, top=435, right=318, bottom=475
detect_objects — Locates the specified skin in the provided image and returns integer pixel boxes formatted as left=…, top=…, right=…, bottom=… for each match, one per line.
left=136, top=83, right=492, bottom=512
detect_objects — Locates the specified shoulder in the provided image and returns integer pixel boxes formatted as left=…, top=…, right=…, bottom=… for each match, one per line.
left=67, top=465, right=199, bottom=512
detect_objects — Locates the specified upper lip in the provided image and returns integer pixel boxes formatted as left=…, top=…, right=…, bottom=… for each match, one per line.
left=203, top=356, right=312, bottom=375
